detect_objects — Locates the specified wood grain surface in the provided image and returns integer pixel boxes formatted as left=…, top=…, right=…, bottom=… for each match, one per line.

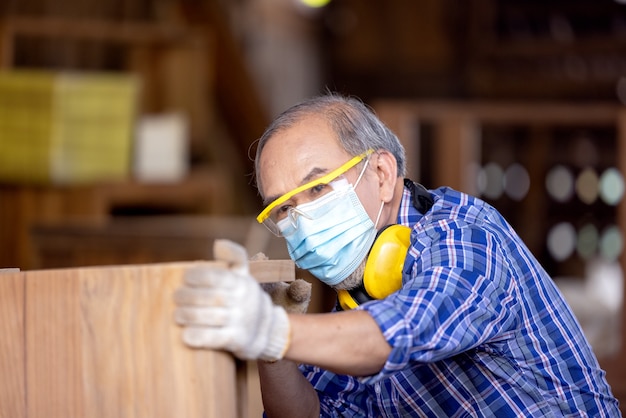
left=0, top=270, right=26, bottom=418
left=0, top=259, right=294, bottom=418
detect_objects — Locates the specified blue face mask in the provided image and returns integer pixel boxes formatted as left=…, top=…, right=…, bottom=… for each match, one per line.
left=278, top=178, right=381, bottom=286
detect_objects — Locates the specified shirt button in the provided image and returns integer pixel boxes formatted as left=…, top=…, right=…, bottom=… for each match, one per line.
left=375, top=385, right=381, bottom=394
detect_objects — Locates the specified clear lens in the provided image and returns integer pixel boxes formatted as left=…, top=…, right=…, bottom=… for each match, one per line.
left=262, top=206, right=311, bottom=237
left=262, top=180, right=346, bottom=237
left=261, top=217, right=282, bottom=236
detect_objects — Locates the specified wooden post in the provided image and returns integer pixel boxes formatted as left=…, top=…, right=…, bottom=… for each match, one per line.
left=375, top=102, right=421, bottom=181
left=433, top=114, right=480, bottom=193
left=0, top=19, right=14, bottom=68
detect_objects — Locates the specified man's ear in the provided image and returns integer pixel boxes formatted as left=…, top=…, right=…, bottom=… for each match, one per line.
left=373, top=150, right=399, bottom=203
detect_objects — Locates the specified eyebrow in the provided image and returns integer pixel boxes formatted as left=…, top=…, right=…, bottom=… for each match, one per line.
left=262, top=166, right=329, bottom=206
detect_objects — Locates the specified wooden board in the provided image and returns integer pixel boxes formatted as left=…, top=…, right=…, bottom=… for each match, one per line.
left=0, top=259, right=294, bottom=418
left=0, top=270, right=26, bottom=418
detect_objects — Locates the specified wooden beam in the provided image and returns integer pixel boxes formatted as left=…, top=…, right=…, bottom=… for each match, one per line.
left=0, top=16, right=195, bottom=45
left=374, top=100, right=619, bottom=125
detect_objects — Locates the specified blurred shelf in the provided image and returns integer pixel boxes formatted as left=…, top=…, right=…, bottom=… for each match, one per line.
left=0, top=167, right=234, bottom=270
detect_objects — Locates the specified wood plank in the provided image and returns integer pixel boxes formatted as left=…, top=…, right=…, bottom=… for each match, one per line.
left=238, top=361, right=264, bottom=418
left=0, top=272, right=26, bottom=418
left=249, top=260, right=295, bottom=283
left=26, top=268, right=84, bottom=417
left=100, top=168, right=232, bottom=215
left=19, top=260, right=293, bottom=417
left=24, top=262, right=237, bottom=418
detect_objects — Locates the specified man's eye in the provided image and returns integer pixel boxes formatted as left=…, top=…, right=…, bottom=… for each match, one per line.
left=274, top=205, right=292, bottom=220
left=310, top=183, right=328, bottom=195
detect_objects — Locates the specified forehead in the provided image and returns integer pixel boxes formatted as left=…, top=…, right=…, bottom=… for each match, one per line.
left=258, top=116, right=352, bottom=200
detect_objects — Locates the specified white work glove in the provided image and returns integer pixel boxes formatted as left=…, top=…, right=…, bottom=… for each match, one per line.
left=174, top=239, right=290, bottom=361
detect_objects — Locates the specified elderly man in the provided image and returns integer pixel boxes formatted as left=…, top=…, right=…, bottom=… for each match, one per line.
left=175, top=94, right=620, bottom=417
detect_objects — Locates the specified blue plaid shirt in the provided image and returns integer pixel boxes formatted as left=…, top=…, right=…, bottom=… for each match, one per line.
left=299, top=186, right=620, bottom=417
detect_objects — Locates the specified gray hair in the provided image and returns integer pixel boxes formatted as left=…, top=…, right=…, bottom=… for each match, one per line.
left=254, top=93, right=406, bottom=196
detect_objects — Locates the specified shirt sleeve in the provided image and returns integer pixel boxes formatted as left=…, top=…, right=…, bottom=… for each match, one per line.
left=298, top=363, right=378, bottom=417
left=359, top=218, right=521, bottom=383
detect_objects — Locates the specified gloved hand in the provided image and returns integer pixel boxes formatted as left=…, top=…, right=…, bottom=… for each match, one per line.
left=261, top=280, right=312, bottom=314
left=252, top=251, right=313, bottom=315
left=174, top=239, right=290, bottom=361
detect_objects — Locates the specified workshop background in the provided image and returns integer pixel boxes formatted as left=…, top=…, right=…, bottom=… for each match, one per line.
left=1, top=0, right=626, bottom=411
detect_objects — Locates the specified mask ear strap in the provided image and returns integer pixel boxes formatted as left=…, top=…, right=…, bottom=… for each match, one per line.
left=354, top=153, right=384, bottom=229
left=374, top=200, right=385, bottom=229
left=353, top=154, right=371, bottom=189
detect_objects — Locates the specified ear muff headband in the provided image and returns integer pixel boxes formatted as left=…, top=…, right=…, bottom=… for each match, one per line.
left=337, top=289, right=359, bottom=310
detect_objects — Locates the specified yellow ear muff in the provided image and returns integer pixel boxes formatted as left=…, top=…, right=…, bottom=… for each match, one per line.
left=337, top=289, right=359, bottom=311
left=363, top=224, right=412, bottom=300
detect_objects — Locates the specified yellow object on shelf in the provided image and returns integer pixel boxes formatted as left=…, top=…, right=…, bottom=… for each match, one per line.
left=0, top=70, right=139, bottom=184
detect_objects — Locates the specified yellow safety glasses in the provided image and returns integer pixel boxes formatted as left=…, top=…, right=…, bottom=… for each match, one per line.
left=257, top=149, right=374, bottom=235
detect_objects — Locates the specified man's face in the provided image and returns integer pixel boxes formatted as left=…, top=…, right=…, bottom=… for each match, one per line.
left=258, top=115, right=381, bottom=224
